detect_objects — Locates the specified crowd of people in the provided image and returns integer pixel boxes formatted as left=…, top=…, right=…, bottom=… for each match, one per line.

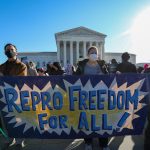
left=0, top=43, right=150, bottom=150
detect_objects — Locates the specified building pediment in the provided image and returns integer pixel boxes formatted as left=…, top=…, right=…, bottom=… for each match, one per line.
left=55, top=26, right=106, bottom=38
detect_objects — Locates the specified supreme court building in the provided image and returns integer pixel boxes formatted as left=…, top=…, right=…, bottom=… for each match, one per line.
left=55, top=26, right=106, bottom=67
left=18, top=26, right=136, bottom=68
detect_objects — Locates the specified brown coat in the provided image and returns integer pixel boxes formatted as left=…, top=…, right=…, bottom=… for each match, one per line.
left=0, top=59, right=27, bottom=76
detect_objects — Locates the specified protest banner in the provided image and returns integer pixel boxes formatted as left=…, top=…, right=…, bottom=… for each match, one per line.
left=0, top=74, right=149, bottom=138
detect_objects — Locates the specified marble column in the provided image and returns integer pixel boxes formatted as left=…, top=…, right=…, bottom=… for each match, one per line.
left=70, top=41, right=73, bottom=65
left=90, top=41, right=92, bottom=47
left=57, top=41, right=60, bottom=62
left=96, top=42, right=100, bottom=59
left=76, top=41, right=79, bottom=61
left=83, top=41, right=86, bottom=58
left=102, top=43, right=105, bottom=60
left=63, top=41, right=66, bottom=67
left=100, top=42, right=103, bottom=60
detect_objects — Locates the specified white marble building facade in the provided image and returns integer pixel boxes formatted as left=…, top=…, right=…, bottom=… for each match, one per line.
left=18, top=26, right=136, bottom=68
left=18, top=52, right=57, bottom=68
left=55, top=26, right=106, bottom=66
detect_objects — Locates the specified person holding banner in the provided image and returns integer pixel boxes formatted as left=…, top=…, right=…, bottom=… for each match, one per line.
left=0, top=44, right=27, bottom=76
left=116, top=52, right=137, bottom=73
left=0, top=43, right=27, bottom=150
left=75, top=46, right=109, bottom=150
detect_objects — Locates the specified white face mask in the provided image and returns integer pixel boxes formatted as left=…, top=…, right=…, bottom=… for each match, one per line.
left=89, top=54, right=98, bottom=61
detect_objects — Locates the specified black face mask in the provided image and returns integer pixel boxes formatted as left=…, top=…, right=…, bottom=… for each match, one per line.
left=5, top=50, right=16, bottom=58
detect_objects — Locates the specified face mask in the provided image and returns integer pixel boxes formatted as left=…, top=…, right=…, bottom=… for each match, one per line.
left=89, top=54, right=98, bottom=61
left=5, top=50, right=16, bottom=58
